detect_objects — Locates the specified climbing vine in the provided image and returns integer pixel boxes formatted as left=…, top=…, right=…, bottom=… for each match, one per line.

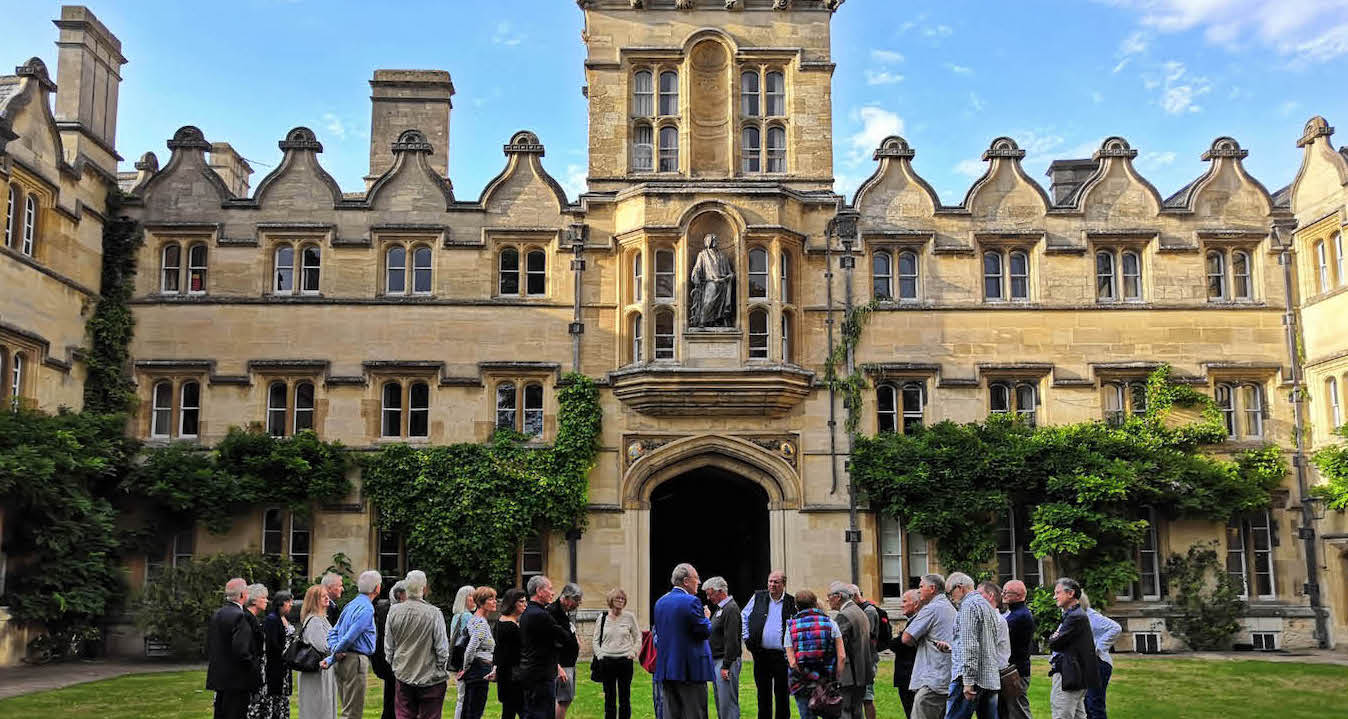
left=824, top=301, right=877, bottom=434
left=1163, top=542, right=1247, bottom=649
left=84, top=191, right=143, bottom=414
left=854, top=365, right=1285, bottom=607
left=362, top=372, right=601, bottom=591
left=1311, top=424, right=1348, bottom=510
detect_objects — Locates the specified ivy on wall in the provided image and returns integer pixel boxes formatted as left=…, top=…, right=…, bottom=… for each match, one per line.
left=1311, top=424, right=1348, bottom=510
left=823, top=301, right=876, bottom=434
left=853, top=365, right=1285, bottom=607
left=84, top=191, right=144, bottom=414
left=362, top=372, right=601, bottom=591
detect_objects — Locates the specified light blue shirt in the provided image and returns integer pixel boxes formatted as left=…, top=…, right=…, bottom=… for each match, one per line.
left=1087, top=608, right=1122, bottom=666
left=326, top=593, right=376, bottom=662
left=740, top=592, right=788, bottom=651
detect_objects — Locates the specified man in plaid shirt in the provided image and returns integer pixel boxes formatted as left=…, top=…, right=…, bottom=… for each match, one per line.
left=935, top=572, right=1001, bottom=719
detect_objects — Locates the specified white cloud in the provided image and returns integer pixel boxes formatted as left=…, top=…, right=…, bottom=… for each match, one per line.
left=865, top=70, right=904, bottom=85
left=968, top=92, right=986, bottom=112
left=846, top=106, right=905, bottom=164
left=560, top=163, right=586, bottom=200
left=322, top=113, right=347, bottom=141
left=1286, top=23, right=1348, bottom=63
left=1113, top=29, right=1150, bottom=72
left=1279, top=99, right=1302, bottom=116
left=946, top=63, right=973, bottom=75
left=870, top=49, right=905, bottom=64
left=492, top=21, right=524, bottom=47
left=1137, top=150, right=1177, bottom=171
left=923, top=24, right=954, bottom=38
left=1146, top=60, right=1211, bottom=114
left=954, top=158, right=985, bottom=178
left=1013, top=130, right=1065, bottom=157
left=1098, top=1, right=1348, bottom=63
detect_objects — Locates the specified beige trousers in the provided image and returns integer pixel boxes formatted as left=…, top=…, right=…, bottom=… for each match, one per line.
left=910, top=685, right=949, bottom=719
left=333, top=653, right=369, bottom=719
left=1050, top=672, right=1086, bottom=719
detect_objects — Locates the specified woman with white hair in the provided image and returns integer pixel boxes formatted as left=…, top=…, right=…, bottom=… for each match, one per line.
left=242, top=584, right=271, bottom=719
left=449, top=585, right=477, bottom=719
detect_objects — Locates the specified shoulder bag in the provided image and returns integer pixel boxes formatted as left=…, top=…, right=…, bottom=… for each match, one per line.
left=808, top=680, right=845, bottom=718
left=999, top=665, right=1024, bottom=699
left=283, top=617, right=323, bottom=673
left=589, top=613, right=609, bottom=683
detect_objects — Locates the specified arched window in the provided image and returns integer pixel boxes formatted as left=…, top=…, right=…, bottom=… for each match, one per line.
left=3, top=185, right=14, bottom=248
left=161, top=244, right=181, bottom=293
left=151, top=380, right=173, bottom=438
left=1214, top=381, right=1263, bottom=438
left=633, top=124, right=654, bottom=172
left=1096, top=251, right=1116, bottom=300
left=655, top=249, right=675, bottom=299
left=658, top=71, right=678, bottom=116
left=1015, top=382, right=1038, bottom=425
left=495, top=382, right=517, bottom=430
left=873, top=250, right=893, bottom=300
left=299, top=245, right=321, bottom=294
left=1206, top=251, right=1227, bottom=300
left=765, top=71, right=785, bottom=116
left=9, top=352, right=22, bottom=409
left=1241, top=383, right=1263, bottom=438
left=381, top=381, right=402, bottom=438
left=901, top=382, right=925, bottom=432
left=274, top=246, right=294, bottom=293
left=386, top=246, right=406, bottom=294
left=632, top=251, right=643, bottom=302
left=655, top=309, right=675, bottom=360
left=523, top=383, right=544, bottom=437
left=983, top=251, right=1003, bottom=300
left=990, top=380, right=1037, bottom=425
left=526, top=249, right=546, bottom=295
left=21, top=194, right=35, bottom=255
left=742, top=126, right=761, bottom=173
left=781, top=252, right=791, bottom=304
left=294, top=381, right=315, bottom=433
left=1337, top=234, right=1346, bottom=287
left=409, top=381, right=429, bottom=437
left=1009, top=250, right=1029, bottom=299
left=748, top=247, right=768, bottom=298
left=741, top=71, right=760, bottom=117
left=781, top=311, right=792, bottom=362
left=748, top=309, right=769, bottom=359
left=412, top=246, right=433, bottom=295
left=633, top=70, right=654, bottom=116
left=499, top=248, right=520, bottom=295
left=267, top=381, right=288, bottom=437
left=766, top=126, right=786, bottom=173
left=188, top=244, right=208, bottom=294
left=179, top=381, right=200, bottom=437
left=658, top=127, right=679, bottom=172
left=1215, top=383, right=1235, bottom=435
left=631, top=312, right=643, bottom=363
left=877, top=384, right=897, bottom=433
left=1231, top=251, right=1251, bottom=300
left=1328, top=377, right=1342, bottom=429
left=1316, top=240, right=1330, bottom=291
left=1121, top=250, right=1141, bottom=300
left=898, top=250, right=918, bottom=300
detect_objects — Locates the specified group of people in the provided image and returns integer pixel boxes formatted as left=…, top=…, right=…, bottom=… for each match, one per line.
left=206, top=565, right=1123, bottom=719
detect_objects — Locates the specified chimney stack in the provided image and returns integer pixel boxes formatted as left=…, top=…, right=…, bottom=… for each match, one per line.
left=367, top=69, right=454, bottom=185
left=208, top=143, right=254, bottom=198
left=1044, top=159, right=1099, bottom=205
left=52, top=6, right=126, bottom=174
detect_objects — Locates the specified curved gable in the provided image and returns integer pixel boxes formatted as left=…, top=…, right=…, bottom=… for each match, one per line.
left=140, top=126, right=232, bottom=216
left=964, top=137, right=1049, bottom=225
left=478, top=131, right=569, bottom=216
left=1189, top=137, right=1272, bottom=222
left=1290, top=116, right=1348, bottom=215
left=854, top=136, right=938, bottom=224
left=253, top=127, right=344, bottom=209
left=1079, top=137, right=1162, bottom=223
left=367, top=129, right=455, bottom=212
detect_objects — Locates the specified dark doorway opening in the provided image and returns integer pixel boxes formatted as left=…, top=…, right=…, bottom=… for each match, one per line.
left=649, top=466, right=770, bottom=612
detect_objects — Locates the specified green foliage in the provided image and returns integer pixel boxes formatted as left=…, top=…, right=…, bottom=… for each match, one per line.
left=363, top=373, right=600, bottom=591
left=854, top=365, right=1285, bottom=606
left=84, top=193, right=144, bottom=414
left=0, top=409, right=139, bottom=631
left=1163, top=542, right=1246, bottom=650
left=129, top=428, right=354, bottom=533
left=825, top=301, right=876, bottom=434
left=1027, top=585, right=1061, bottom=649
left=134, top=552, right=300, bottom=657
left=1310, top=424, right=1348, bottom=510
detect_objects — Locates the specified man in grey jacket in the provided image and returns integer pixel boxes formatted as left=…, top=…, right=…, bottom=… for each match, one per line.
left=828, top=582, right=874, bottom=719
left=385, top=570, right=450, bottom=718
left=703, top=576, right=742, bottom=719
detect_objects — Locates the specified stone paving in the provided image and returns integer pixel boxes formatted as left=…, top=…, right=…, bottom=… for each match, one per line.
left=0, top=658, right=203, bottom=700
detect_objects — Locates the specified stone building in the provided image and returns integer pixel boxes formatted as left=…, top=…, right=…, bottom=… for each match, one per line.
left=3, top=1, right=1347, bottom=659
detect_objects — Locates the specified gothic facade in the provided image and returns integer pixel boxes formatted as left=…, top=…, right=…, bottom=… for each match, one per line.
left=3, top=1, right=1347, bottom=660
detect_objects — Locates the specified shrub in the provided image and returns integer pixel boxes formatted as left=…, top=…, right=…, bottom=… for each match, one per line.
left=1163, top=542, right=1246, bottom=650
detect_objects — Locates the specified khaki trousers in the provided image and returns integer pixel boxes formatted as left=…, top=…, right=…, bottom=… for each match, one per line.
left=910, top=685, right=948, bottom=719
left=334, top=653, right=370, bottom=719
left=1049, top=673, right=1086, bottom=719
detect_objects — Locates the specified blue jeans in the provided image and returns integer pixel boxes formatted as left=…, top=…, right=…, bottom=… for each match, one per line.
left=1084, top=662, right=1112, bottom=719
left=944, top=678, right=998, bottom=719
left=651, top=678, right=664, bottom=719
left=795, top=694, right=815, bottom=719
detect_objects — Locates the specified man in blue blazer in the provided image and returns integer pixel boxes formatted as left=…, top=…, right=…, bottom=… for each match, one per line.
left=654, top=562, right=714, bottom=719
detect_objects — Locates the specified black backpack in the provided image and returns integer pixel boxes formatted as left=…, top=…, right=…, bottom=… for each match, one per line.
left=449, top=617, right=470, bottom=672
left=858, top=600, right=893, bottom=648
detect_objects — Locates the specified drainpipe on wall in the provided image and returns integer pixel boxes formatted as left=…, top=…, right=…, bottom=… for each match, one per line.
left=1273, top=221, right=1329, bottom=649
left=835, top=209, right=863, bottom=586
left=568, top=223, right=588, bottom=373
left=825, top=220, right=840, bottom=495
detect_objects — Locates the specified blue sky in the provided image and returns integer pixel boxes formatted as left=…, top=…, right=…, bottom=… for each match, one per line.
left=4, top=1, right=1347, bottom=205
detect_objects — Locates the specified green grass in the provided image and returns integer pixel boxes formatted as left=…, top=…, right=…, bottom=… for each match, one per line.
left=1, top=656, right=1345, bottom=718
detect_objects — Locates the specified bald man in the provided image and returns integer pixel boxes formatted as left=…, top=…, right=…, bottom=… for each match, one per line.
left=206, top=577, right=261, bottom=719
left=1001, top=580, right=1035, bottom=719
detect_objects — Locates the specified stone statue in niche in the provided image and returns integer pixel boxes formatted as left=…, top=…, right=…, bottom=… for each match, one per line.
left=689, top=233, right=736, bottom=327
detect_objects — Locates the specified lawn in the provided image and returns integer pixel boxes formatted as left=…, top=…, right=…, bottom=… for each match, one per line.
left=1, top=656, right=1345, bottom=718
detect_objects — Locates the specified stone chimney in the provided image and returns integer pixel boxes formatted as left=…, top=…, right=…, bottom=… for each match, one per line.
left=367, top=69, right=454, bottom=184
left=1044, top=158, right=1098, bottom=205
left=208, top=142, right=253, bottom=198
left=52, top=6, right=126, bottom=174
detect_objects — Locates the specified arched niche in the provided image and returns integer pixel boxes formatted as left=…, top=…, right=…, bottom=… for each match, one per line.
left=685, top=208, right=739, bottom=328
left=688, top=38, right=731, bottom=177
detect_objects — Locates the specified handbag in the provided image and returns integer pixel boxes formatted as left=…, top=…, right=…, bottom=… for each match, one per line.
left=638, top=630, right=657, bottom=674
left=998, top=665, right=1024, bottom=699
left=283, top=618, right=323, bottom=673
left=589, top=613, right=609, bottom=683
left=807, top=680, right=844, bottom=718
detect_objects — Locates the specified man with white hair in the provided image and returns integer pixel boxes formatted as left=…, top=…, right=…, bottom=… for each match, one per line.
left=323, top=569, right=382, bottom=719
left=386, top=570, right=450, bottom=718
left=323, top=572, right=345, bottom=625
left=899, top=574, right=955, bottom=719
left=654, top=563, right=713, bottom=719
left=702, top=576, right=742, bottom=719
left=206, top=577, right=260, bottom=719
left=828, top=581, right=874, bottom=719
left=937, top=572, right=999, bottom=719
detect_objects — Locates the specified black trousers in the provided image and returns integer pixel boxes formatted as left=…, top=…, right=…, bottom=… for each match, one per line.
left=662, top=679, right=709, bottom=719
left=521, top=679, right=556, bottom=719
left=499, top=680, right=524, bottom=719
left=601, top=658, right=635, bottom=719
left=898, top=688, right=916, bottom=719
left=213, top=689, right=250, bottom=719
left=381, top=672, right=397, bottom=719
left=752, top=651, right=790, bottom=719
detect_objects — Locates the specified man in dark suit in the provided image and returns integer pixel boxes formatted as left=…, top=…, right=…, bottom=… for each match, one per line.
left=654, top=562, right=713, bottom=719
left=891, top=589, right=920, bottom=718
left=1047, top=578, right=1100, bottom=719
left=702, top=576, right=742, bottom=719
left=829, top=582, right=875, bottom=719
left=206, top=578, right=261, bottom=719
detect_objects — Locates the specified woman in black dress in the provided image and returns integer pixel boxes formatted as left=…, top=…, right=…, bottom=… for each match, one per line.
left=251, top=589, right=294, bottom=719
left=493, top=588, right=527, bottom=719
